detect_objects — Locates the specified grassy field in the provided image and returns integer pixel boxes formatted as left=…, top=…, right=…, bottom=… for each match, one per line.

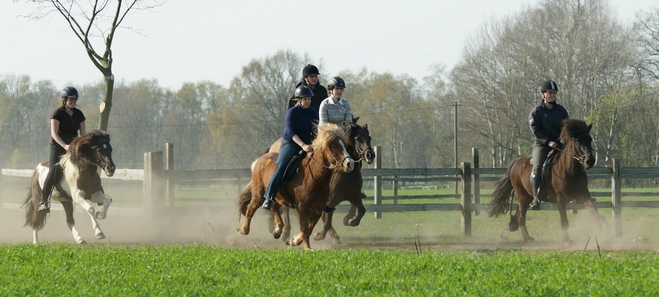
left=2, top=244, right=658, bottom=296
left=2, top=176, right=659, bottom=295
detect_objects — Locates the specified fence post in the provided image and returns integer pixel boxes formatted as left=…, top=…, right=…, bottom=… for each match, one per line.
left=611, top=158, right=622, bottom=238
left=392, top=176, right=398, bottom=205
left=143, top=151, right=164, bottom=218
left=472, top=148, right=480, bottom=216
left=461, top=162, right=472, bottom=236
left=373, top=146, right=382, bottom=219
left=165, top=143, right=174, bottom=207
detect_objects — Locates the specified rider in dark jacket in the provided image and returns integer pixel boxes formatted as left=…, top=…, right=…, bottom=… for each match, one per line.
left=287, top=64, right=328, bottom=111
left=528, top=80, right=569, bottom=210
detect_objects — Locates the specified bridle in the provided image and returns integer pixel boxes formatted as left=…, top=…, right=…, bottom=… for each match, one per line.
left=308, top=142, right=352, bottom=170
left=351, top=129, right=373, bottom=163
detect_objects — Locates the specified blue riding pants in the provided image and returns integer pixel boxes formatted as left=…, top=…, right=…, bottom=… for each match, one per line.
left=263, top=139, right=302, bottom=201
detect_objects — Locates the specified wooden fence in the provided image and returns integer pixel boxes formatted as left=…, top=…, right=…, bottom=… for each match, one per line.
left=143, top=144, right=659, bottom=238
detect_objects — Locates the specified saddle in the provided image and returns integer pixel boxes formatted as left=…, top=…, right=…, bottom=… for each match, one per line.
left=279, top=150, right=307, bottom=204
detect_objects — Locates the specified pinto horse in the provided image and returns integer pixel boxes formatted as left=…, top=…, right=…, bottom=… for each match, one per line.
left=489, top=119, right=608, bottom=244
left=237, top=123, right=355, bottom=250
left=22, top=130, right=115, bottom=244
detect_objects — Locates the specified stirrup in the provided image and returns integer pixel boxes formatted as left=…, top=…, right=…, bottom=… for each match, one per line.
left=38, top=201, right=50, bottom=212
left=529, top=199, right=541, bottom=210
left=262, top=200, right=273, bottom=211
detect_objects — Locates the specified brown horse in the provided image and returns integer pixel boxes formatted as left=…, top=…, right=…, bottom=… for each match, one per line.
left=240, top=119, right=375, bottom=244
left=237, top=123, right=355, bottom=250
left=22, top=130, right=115, bottom=244
left=489, top=119, right=608, bottom=244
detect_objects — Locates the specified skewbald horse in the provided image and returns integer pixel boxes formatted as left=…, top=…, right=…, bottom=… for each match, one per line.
left=238, top=123, right=355, bottom=250
left=23, top=130, right=115, bottom=244
left=489, top=119, right=608, bottom=244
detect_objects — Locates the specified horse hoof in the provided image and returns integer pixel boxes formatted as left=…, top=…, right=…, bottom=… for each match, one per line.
left=95, top=212, right=106, bottom=219
left=273, top=233, right=281, bottom=240
left=237, top=227, right=249, bottom=235
left=343, top=217, right=350, bottom=226
left=313, top=232, right=325, bottom=241
left=78, top=239, right=87, bottom=244
left=285, top=238, right=292, bottom=246
left=96, top=233, right=106, bottom=240
left=348, top=219, right=360, bottom=227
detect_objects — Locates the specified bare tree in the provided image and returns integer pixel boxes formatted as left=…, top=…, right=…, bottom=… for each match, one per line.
left=25, top=0, right=162, bottom=131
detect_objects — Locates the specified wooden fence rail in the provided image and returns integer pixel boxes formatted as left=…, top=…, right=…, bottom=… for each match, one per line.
left=142, top=144, right=659, bottom=238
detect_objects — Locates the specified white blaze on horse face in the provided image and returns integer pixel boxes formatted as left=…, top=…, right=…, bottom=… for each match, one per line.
left=338, top=139, right=355, bottom=173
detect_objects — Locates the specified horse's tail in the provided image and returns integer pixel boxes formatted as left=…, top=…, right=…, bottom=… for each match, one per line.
left=237, top=183, right=252, bottom=217
left=488, top=165, right=514, bottom=218
left=22, top=169, right=48, bottom=230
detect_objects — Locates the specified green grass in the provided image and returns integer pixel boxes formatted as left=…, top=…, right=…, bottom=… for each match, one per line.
left=1, top=244, right=658, bottom=296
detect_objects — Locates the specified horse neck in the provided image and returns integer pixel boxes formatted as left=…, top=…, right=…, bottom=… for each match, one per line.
left=557, top=138, right=581, bottom=175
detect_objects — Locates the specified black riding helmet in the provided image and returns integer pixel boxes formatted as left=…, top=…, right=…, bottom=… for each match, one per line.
left=294, top=85, right=314, bottom=98
left=61, top=86, right=79, bottom=98
left=327, top=76, right=346, bottom=89
left=539, top=80, right=559, bottom=93
left=302, top=64, right=320, bottom=77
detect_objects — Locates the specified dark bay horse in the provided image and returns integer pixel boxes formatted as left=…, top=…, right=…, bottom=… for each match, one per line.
left=23, top=130, right=116, bottom=244
left=489, top=119, right=608, bottom=244
left=237, top=123, right=355, bottom=250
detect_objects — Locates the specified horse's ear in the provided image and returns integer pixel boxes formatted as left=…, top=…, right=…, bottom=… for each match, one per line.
left=364, top=123, right=368, bottom=129
left=587, top=124, right=592, bottom=132
left=353, top=116, right=360, bottom=124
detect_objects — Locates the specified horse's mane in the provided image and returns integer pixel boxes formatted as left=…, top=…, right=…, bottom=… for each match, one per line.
left=559, top=118, right=588, bottom=141
left=558, top=118, right=589, bottom=172
left=67, top=130, right=110, bottom=166
left=312, top=123, right=346, bottom=151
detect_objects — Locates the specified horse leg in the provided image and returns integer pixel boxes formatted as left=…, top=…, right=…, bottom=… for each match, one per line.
left=557, top=202, right=572, bottom=245
left=271, top=205, right=284, bottom=239
left=61, top=201, right=86, bottom=244
left=287, top=208, right=314, bottom=250
left=347, top=199, right=366, bottom=227
left=343, top=204, right=356, bottom=226
left=237, top=195, right=262, bottom=235
left=72, top=194, right=106, bottom=240
left=582, top=197, right=609, bottom=229
left=281, top=207, right=291, bottom=242
left=313, top=211, right=332, bottom=242
left=518, top=205, right=535, bottom=242
left=90, top=191, right=112, bottom=220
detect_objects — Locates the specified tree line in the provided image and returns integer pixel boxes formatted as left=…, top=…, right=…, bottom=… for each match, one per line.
left=1, top=0, right=658, bottom=171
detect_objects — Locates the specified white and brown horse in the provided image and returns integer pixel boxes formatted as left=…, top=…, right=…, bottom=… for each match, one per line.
left=22, top=130, right=116, bottom=244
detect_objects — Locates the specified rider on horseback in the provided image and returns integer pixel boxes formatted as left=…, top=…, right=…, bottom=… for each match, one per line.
left=528, top=80, right=569, bottom=210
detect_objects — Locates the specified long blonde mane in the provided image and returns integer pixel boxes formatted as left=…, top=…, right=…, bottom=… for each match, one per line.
left=312, top=123, right=347, bottom=151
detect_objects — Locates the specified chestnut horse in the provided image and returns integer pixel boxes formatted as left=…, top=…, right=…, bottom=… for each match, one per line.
left=489, top=119, right=608, bottom=244
left=237, top=123, right=355, bottom=250
left=22, top=130, right=116, bottom=244
left=239, top=119, right=375, bottom=244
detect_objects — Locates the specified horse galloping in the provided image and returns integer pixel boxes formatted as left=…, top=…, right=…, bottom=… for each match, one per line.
left=488, top=119, right=608, bottom=244
left=23, top=130, right=115, bottom=244
left=237, top=123, right=355, bottom=250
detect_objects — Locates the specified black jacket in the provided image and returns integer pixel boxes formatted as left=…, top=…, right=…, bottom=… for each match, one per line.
left=287, top=81, right=328, bottom=111
left=528, top=102, right=569, bottom=146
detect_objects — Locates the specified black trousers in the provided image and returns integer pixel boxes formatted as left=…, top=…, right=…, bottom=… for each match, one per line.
left=41, top=143, right=66, bottom=201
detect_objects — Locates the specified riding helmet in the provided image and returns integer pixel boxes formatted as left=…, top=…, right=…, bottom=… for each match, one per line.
left=327, top=76, right=346, bottom=89
left=60, top=86, right=79, bottom=98
left=302, top=64, right=320, bottom=77
left=294, top=85, right=314, bottom=98
left=539, top=80, right=559, bottom=93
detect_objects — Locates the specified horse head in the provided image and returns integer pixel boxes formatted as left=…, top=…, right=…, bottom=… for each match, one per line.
left=69, top=130, right=116, bottom=177
left=313, top=123, right=355, bottom=173
left=560, top=119, right=595, bottom=169
left=345, top=120, right=375, bottom=164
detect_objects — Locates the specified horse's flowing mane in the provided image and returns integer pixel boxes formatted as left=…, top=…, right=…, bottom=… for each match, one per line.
left=558, top=118, right=589, bottom=172
left=66, top=130, right=110, bottom=166
left=312, top=123, right=346, bottom=151
left=559, top=118, right=589, bottom=141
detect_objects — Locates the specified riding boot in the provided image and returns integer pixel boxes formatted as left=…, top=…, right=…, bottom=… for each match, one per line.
left=529, top=173, right=542, bottom=210
left=262, top=198, right=273, bottom=210
left=38, top=185, right=53, bottom=212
